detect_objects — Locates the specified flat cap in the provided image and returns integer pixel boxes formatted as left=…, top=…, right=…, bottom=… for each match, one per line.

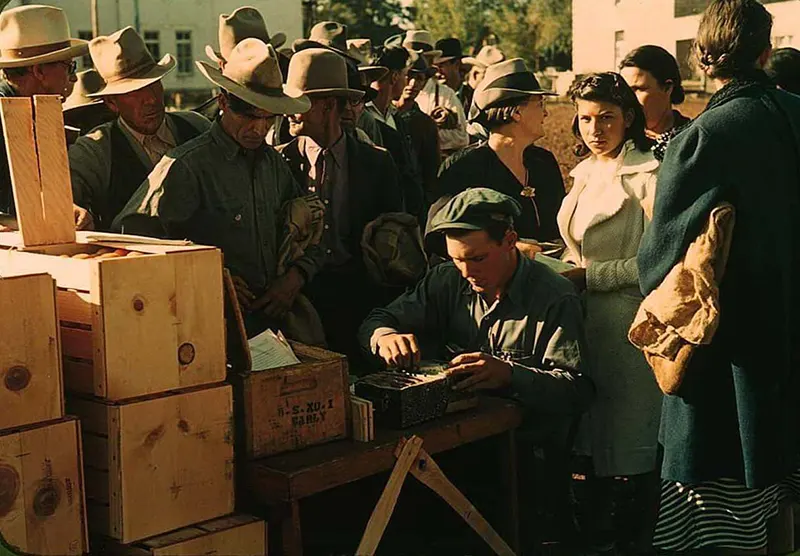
left=425, top=188, right=521, bottom=253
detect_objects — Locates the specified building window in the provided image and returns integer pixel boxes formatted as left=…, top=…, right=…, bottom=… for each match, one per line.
left=78, top=30, right=93, bottom=69
left=144, top=31, right=160, bottom=61
left=614, top=31, right=626, bottom=69
left=774, top=35, right=794, bottom=48
left=676, top=38, right=702, bottom=81
left=676, top=0, right=786, bottom=18
left=175, top=30, right=193, bottom=75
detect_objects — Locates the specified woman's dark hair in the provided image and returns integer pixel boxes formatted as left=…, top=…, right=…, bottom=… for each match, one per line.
left=568, top=72, right=652, bottom=157
left=695, top=0, right=773, bottom=80
left=473, top=95, right=530, bottom=132
left=619, top=45, right=685, bottom=104
left=765, top=47, right=800, bottom=94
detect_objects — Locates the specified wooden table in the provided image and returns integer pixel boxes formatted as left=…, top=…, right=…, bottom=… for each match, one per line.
left=241, top=397, right=523, bottom=555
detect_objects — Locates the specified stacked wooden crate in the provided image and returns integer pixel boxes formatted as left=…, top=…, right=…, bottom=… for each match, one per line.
left=0, top=273, right=88, bottom=555
left=0, top=96, right=265, bottom=553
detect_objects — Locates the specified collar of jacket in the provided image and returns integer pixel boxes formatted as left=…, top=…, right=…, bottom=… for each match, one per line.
left=210, top=119, right=267, bottom=161
left=458, top=251, right=532, bottom=307
left=569, top=140, right=658, bottom=182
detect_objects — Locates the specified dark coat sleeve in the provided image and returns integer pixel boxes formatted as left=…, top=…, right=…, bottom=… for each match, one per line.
left=529, top=148, right=566, bottom=242
left=373, top=147, right=403, bottom=214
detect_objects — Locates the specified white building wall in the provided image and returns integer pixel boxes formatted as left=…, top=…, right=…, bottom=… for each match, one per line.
left=573, top=0, right=800, bottom=75
left=5, top=0, right=303, bottom=91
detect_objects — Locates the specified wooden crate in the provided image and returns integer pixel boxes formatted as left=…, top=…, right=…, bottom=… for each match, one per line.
left=96, top=514, right=266, bottom=555
left=0, top=96, right=225, bottom=401
left=0, top=273, right=64, bottom=432
left=231, top=343, right=350, bottom=458
left=0, top=417, right=87, bottom=555
left=67, top=383, right=235, bottom=543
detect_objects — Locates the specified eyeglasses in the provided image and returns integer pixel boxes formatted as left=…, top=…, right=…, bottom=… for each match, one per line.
left=52, top=60, right=77, bottom=75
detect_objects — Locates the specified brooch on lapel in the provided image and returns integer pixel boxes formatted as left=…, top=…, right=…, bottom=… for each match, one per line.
left=520, top=187, right=536, bottom=198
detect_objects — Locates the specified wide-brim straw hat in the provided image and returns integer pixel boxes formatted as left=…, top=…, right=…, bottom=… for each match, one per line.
left=205, top=6, right=286, bottom=64
left=286, top=47, right=363, bottom=99
left=0, top=5, right=88, bottom=68
left=472, top=57, right=556, bottom=111
left=197, top=39, right=310, bottom=115
left=87, top=26, right=175, bottom=97
left=401, top=30, right=442, bottom=62
left=462, top=45, right=505, bottom=69
left=346, top=38, right=387, bottom=84
left=63, top=69, right=105, bottom=112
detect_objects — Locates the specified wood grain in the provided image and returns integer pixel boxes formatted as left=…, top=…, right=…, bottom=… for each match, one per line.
left=0, top=273, right=63, bottom=432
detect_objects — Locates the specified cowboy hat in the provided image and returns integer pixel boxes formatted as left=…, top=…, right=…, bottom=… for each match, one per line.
left=346, top=38, right=387, bottom=84
left=401, top=30, right=442, bottom=61
left=292, top=21, right=360, bottom=64
left=407, top=50, right=437, bottom=78
left=434, top=38, right=464, bottom=64
left=462, top=45, right=505, bottom=68
left=63, top=69, right=105, bottom=112
left=87, top=27, right=175, bottom=97
left=0, top=5, right=88, bottom=68
left=197, top=39, right=310, bottom=115
left=472, top=58, right=556, bottom=111
left=286, top=47, right=363, bottom=99
left=205, top=6, right=286, bottom=64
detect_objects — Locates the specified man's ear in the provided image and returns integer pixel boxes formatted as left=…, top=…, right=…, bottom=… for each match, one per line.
left=504, top=229, right=519, bottom=250
left=103, top=96, right=119, bottom=114
left=217, top=93, right=228, bottom=112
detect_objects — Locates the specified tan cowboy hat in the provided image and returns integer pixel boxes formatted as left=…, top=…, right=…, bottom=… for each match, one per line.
left=63, top=69, right=105, bottom=112
left=345, top=38, right=387, bottom=84
left=292, top=21, right=360, bottom=64
left=197, top=39, right=310, bottom=115
left=402, top=30, right=442, bottom=61
left=0, top=5, right=88, bottom=69
left=87, top=27, right=175, bottom=97
left=463, top=45, right=505, bottom=69
left=472, top=58, right=556, bottom=112
left=205, top=6, right=286, bottom=65
left=285, top=47, right=363, bottom=99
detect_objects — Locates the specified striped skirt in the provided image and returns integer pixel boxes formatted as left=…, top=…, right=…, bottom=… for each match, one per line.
left=653, top=471, right=800, bottom=550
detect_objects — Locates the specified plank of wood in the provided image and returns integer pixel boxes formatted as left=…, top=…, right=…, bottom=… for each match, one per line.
left=60, top=326, right=94, bottom=360
left=56, top=290, right=93, bottom=326
left=0, top=250, right=93, bottom=292
left=0, top=273, right=63, bottom=432
left=83, top=467, right=110, bottom=503
left=149, top=518, right=265, bottom=556
left=407, top=446, right=515, bottom=556
left=80, top=433, right=108, bottom=470
left=0, top=418, right=87, bottom=555
left=65, top=395, right=110, bottom=436
left=0, top=98, right=47, bottom=246
left=356, top=435, right=423, bottom=556
left=62, top=357, right=95, bottom=395
left=32, top=95, right=75, bottom=246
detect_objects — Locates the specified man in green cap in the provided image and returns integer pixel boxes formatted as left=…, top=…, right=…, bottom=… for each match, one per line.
left=358, top=187, right=593, bottom=550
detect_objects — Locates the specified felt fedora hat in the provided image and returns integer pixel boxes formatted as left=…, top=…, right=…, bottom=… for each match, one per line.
left=407, top=50, right=437, bottom=78
left=197, top=39, right=310, bottom=115
left=0, top=5, right=88, bottom=69
left=292, top=21, right=360, bottom=64
left=346, top=38, right=387, bottom=84
left=472, top=57, right=556, bottom=111
left=205, top=6, right=286, bottom=64
left=285, top=47, right=363, bottom=99
left=88, top=27, right=175, bottom=97
left=63, top=69, right=105, bottom=112
left=434, top=38, right=464, bottom=64
left=462, top=45, right=505, bottom=68
left=401, top=30, right=442, bottom=61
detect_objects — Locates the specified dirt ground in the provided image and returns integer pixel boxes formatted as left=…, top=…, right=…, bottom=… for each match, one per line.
left=538, top=96, right=709, bottom=187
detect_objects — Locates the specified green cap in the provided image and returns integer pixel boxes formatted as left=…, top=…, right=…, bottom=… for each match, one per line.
left=425, top=187, right=521, bottom=253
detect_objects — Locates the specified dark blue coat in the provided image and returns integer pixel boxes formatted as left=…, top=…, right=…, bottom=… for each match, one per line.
left=638, top=75, right=800, bottom=488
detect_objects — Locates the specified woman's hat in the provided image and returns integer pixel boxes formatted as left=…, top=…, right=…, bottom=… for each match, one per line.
left=472, top=58, right=556, bottom=111
left=205, top=6, right=286, bottom=64
left=63, top=69, right=105, bottom=112
left=87, top=27, right=176, bottom=97
left=462, top=45, right=505, bottom=69
left=0, top=5, right=88, bottom=69
left=402, top=30, right=442, bottom=61
left=285, top=47, right=364, bottom=99
left=197, top=38, right=311, bottom=115
left=434, top=38, right=464, bottom=64
left=346, top=38, right=388, bottom=84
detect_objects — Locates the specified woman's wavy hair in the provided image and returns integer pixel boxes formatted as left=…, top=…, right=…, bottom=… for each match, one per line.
left=695, top=0, right=773, bottom=80
left=619, top=45, right=686, bottom=104
left=568, top=72, right=652, bottom=157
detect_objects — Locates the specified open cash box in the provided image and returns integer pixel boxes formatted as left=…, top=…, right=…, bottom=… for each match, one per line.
left=0, top=96, right=226, bottom=400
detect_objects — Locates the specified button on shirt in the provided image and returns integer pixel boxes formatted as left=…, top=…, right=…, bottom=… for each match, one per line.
left=302, top=134, right=351, bottom=267
left=113, top=120, right=316, bottom=294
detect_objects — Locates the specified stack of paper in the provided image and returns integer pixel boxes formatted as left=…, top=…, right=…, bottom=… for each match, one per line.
left=248, top=329, right=300, bottom=371
left=351, top=396, right=374, bottom=442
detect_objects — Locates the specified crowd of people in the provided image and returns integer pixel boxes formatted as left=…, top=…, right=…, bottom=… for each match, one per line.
left=0, top=0, right=799, bottom=554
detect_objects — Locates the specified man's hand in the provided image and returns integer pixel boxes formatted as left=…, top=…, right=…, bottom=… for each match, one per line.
left=376, top=333, right=420, bottom=371
left=561, top=267, right=587, bottom=292
left=516, top=240, right=543, bottom=260
left=73, top=205, right=94, bottom=230
left=231, top=275, right=256, bottom=312
left=448, top=352, right=512, bottom=391
left=252, top=267, right=305, bottom=318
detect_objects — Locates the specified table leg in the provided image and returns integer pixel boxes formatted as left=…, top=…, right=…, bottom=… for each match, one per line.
left=269, top=500, right=303, bottom=556
left=500, top=429, right=521, bottom=553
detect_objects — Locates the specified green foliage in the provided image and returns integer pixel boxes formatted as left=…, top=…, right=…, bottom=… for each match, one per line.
left=313, top=0, right=411, bottom=44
